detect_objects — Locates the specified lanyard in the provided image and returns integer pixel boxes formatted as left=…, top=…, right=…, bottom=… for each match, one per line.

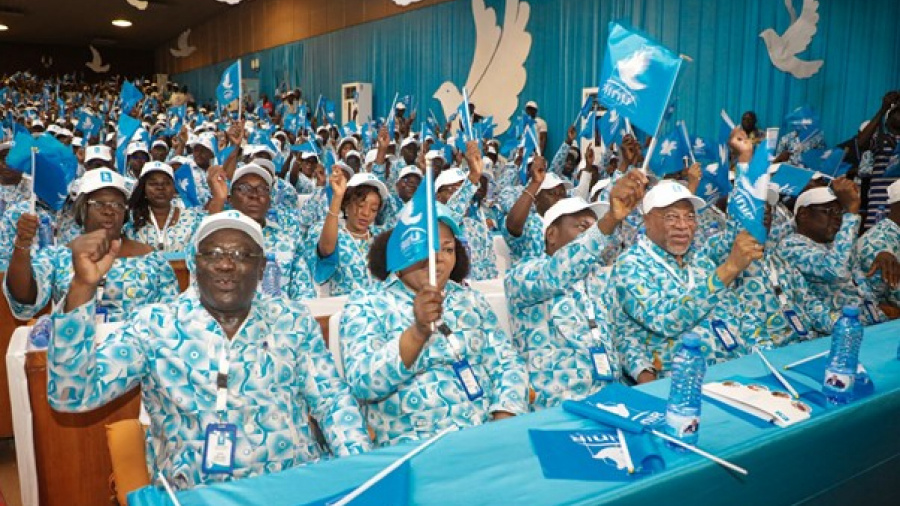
left=214, top=342, right=231, bottom=417
left=638, top=237, right=695, bottom=291
left=763, top=261, right=793, bottom=308
left=95, top=277, right=107, bottom=306
left=148, top=207, right=176, bottom=250
left=580, top=279, right=604, bottom=347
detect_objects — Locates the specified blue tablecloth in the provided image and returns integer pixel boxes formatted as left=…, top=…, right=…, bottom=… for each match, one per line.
left=130, top=320, right=900, bottom=506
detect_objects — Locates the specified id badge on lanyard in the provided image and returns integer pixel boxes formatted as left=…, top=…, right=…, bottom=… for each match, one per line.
left=582, top=279, right=615, bottom=382
left=94, top=280, right=109, bottom=325
left=439, top=324, right=484, bottom=401
left=767, top=264, right=808, bottom=338
left=203, top=345, right=236, bottom=475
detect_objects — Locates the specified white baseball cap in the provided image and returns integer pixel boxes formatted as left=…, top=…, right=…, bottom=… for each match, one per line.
left=250, top=158, right=276, bottom=176
left=400, top=137, right=418, bottom=149
left=887, top=179, right=900, bottom=205
left=85, top=144, right=113, bottom=163
left=194, top=210, right=265, bottom=250
left=435, top=168, right=467, bottom=191
left=363, top=149, right=378, bottom=166
left=426, top=149, right=446, bottom=162
left=525, top=100, right=538, bottom=110
left=344, top=149, right=361, bottom=161
left=77, top=168, right=130, bottom=197
left=398, top=165, right=424, bottom=180
left=126, top=141, right=149, bottom=156
left=338, top=136, right=359, bottom=150
left=539, top=173, right=574, bottom=193
left=193, top=134, right=216, bottom=154
left=334, top=160, right=356, bottom=177
left=72, top=137, right=84, bottom=148
left=169, top=155, right=193, bottom=167
left=55, top=128, right=73, bottom=138
left=347, top=173, right=389, bottom=208
left=151, top=139, right=169, bottom=150
left=794, top=187, right=837, bottom=215
left=641, top=180, right=705, bottom=214
left=396, top=102, right=406, bottom=110
left=139, top=161, right=174, bottom=180
left=232, top=163, right=273, bottom=188
left=542, top=197, right=609, bottom=235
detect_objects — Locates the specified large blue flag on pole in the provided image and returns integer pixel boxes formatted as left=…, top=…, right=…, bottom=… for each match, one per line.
left=597, top=22, right=683, bottom=136
left=6, top=132, right=78, bottom=211
left=118, top=81, right=143, bottom=115
left=115, top=114, right=141, bottom=175
left=728, top=143, right=772, bottom=244
left=770, top=163, right=816, bottom=197
left=386, top=163, right=439, bottom=274
left=216, top=61, right=241, bottom=108
left=648, top=129, right=689, bottom=177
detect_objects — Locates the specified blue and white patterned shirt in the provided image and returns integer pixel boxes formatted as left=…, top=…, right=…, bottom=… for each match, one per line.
left=340, top=276, right=527, bottom=447
left=855, top=217, right=900, bottom=306
left=47, top=290, right=371, bottom=490
left=123, top=207, right=206, bottom=253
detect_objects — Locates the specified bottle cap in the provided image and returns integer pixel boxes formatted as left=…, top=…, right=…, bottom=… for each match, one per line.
left=682, top=332, right=701, bottom=348
left=842, top=305, right=860, bottom=317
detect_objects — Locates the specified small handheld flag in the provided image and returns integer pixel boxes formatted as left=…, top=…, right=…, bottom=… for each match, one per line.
left=216, top=61, right=242, bottom=112
left=728, top=142, right=772, bottom=244
left=386, top=160, right=439, bottom=274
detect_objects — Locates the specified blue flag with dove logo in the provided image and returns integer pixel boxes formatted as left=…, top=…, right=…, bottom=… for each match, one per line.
left=728, top=142, right=772, bottom=244
left=6, top=131, right=78, bottom=211
left=598, top=22, right=683, bottom=136
left=386, top=167, right=438, bottom=273
left=216, top=61, right=241, bottom=107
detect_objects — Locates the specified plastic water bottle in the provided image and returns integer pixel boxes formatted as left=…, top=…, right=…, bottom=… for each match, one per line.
left=29, top=315, right=52, bottom=349
left=261, top=253, right=282, bottom=297
left=38, top=214, right=54, bottom=249
left=823, top=306, right=864, bottom=405
left=664, top=333, right=706, bottom=448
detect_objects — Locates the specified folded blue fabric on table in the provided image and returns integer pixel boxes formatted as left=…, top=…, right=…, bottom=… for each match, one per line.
left=529, top=429, right=664, bottom=481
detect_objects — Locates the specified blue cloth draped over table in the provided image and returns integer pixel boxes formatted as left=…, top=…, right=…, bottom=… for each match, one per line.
left=130, top=320, right=900, bottom=506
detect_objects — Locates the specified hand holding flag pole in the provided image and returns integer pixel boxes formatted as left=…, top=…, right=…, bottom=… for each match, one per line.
left=29, top=146, right=38, bottom=214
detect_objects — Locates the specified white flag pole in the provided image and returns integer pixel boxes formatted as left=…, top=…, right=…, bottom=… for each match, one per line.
left=332, top=427, right=453, bottom=506
left=236, top=59, right=243, bottom=122
left=425, top=159, right=437, bottom=288
left=679, top=120, right=696, bottom=165
left=461, top=88, right=473, bottom=143
left=650, top=429, right=748, bottom=475
left=29, top=146, right=37, bottom=214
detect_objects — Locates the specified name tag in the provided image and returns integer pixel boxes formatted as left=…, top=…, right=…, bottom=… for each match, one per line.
left=94, top=306, right=109, bottom=326
left=710, top=319, right=738, bottom=351
left=452, top=359, right=484, bottom=401
left=782, top=309, right=808, bottom=338
left=862, top=300, right=881, bottom=324
left=588, top=345, right=615, bottom=381
left=203, top=423, right=237, bottom=475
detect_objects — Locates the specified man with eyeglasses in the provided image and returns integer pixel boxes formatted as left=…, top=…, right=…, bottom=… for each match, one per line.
left=611, top=180, right=763, bottom=383
left=779, top=182, right=884, bottom=323
left=227, top=163, right=316, bottom=299
left=45, top=210, right=371, bottom=490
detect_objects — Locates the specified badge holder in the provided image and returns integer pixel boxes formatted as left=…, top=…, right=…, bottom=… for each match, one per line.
left=587, top=320, right=615, bottom=381
left=862, top=300, right=881, bottom=324
left=203, top=353, right=236, bottom=475
left=439, top=324, right=484, bottom=401
left=94, top=280, right=109, bottom=325
left=710, top=319, right=738, bottom=351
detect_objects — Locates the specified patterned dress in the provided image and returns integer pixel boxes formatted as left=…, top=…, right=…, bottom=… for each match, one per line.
left=340, top=276, right=527, bottom=447
left=261, top=210, right=316, bottom=300
left=47, top=290, right=371, bottom=490
left=3, top=246, right=179, bottom=321
left=313, top=224, right=382, bottom=297
left=505, top=226, right=622, bottom=410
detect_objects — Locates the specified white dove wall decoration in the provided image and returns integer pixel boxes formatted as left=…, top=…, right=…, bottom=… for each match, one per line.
left=86, top=45, right=110, bottom=73
left=170, top=29, right=197, bottom=58
left=760, top=0, right=824, bottom=79
left=433, top=0, right=531, bottom=135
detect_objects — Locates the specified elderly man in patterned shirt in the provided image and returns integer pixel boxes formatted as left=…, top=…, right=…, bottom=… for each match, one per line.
left=47, top=211, right=371, bottom=490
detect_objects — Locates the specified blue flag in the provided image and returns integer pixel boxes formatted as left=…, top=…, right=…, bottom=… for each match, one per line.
left=579, top=110, right=599, bottom=141
left=216, top=61, right=241, bottom=107
left=322, top=148, right=336, bottom=203
left=597, top=22, right=683, bottom=136
left=322, top=98, right=336, bottom=123
left=115, top=115, right=141, bottom=175
left=173, top=163, right=200, bottom=208
left=118, top=81, right=144, bottom=115
left=598, top=108, right=625, bottom=148
left=283, top=110, right=302, bottom=136
left=386, top=166, right=438, bottom=273
left=6, top=132, right=78, bottom=211
left=697, top=162, right=733, bottom=203
left=457, top=97, right=473, bottom=142
left=529, top=429, right=663, bottom=481
left=562, top=383, right=667, bottom=434
left=770, top=163, right=816, bottom=197
left=165, top=104, right=187, bottom=137
left=783, top=105, right=821, bottom=142
left=690, top=136, right=714, bottom=163
left=648, top=129, right=689, bottom=177
left=728, top=141, right=771, bottom=244
left=801, top=148, right=847, bottom=178
left=76, top=109, right=102, bottom=139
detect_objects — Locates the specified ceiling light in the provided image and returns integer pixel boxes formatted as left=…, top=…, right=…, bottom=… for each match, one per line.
left=111, top=19, right=132, bottom=28
left=0, top=24, right=8, bottom=31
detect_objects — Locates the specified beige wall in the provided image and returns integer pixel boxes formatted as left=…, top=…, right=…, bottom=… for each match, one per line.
left=155, top=0, right=453, bottom=75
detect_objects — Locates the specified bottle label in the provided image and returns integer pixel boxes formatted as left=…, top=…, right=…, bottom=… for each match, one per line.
left=666, top=410, right=700, bottom=438
left=824, top=370, right=854, bottom=393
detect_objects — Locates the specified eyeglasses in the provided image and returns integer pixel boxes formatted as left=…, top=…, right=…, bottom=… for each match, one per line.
left=232, top=182, right=271, bottom=197
left=653, top=211, right=697, bottom=226
left=806, top=206, right=843, bottom=217
left=196, top=247, right=263, bottom=264
left=86, top=199, right=127, bottom=213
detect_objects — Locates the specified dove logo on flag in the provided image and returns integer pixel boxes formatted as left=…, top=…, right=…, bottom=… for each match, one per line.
left=216, top=62, right=241, bottom=107
left=728, top=143, right=772, bottom=244
left=592, top=402, right=665, bottom=427
left=602, top=48, right=651, bottom=108
left=659, top=139, right=678, bottom=156
left=570, top=432, right=630, bottom=470
left=398, top=201, right=423, bottom=226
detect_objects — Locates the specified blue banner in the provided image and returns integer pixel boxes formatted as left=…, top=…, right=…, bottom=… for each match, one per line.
left=728, top=142, right=771, bottom=244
